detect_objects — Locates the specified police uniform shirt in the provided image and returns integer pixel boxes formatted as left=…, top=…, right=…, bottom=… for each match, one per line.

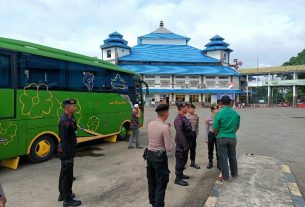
left=174, top=113, right=191, bottom=151
left=186, top=113, right=199, bottom=135
left=147, top=119, right=175, bottom=152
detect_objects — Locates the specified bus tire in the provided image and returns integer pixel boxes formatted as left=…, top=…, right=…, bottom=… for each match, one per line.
left=117, top=124, right=130, bottom=141
left=28, top=135, right=56, bottom=163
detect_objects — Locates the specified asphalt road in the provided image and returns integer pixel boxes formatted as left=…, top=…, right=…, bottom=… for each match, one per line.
left=0, top=106, right=304, bottom=207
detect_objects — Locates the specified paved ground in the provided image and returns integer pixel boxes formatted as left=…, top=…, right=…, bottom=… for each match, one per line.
left=1, top=106, right=305, bottom=207
left=215, top=155, right=294, bottom=207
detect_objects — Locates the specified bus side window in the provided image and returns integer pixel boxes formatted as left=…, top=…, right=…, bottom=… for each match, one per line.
left=0, top=54, right=11, bottom=88
left=17, top=54, right=66, bottom=90
left=67, top=62, right=106, bottom=92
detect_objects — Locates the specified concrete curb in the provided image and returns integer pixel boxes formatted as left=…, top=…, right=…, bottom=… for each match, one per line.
left=281, top=164, right=305, bottom=207
left=203, top=154, right=305, bottom=207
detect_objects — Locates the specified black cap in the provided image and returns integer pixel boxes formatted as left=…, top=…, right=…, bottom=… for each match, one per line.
left=177, top=102, right=188, bottom=110
left=63, top=99, right=77, bottom=106
left=189, top=103, right=196, bottom=108
left=155, top=104, right=169, bottom=112
left=220, top=95, right=231, bottom=104
left=211, top=104, right=219, bottom=110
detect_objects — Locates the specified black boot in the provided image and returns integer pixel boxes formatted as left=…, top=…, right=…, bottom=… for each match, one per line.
left=174, top=177, right=188, bottom=186
left=63, top=197, right=82, bottom=207
left=58, top=193, right=75, bottom=202
left=206, top=162, right=213, bottom=169
left=190, top=161, right=201, bottom=169
left=181, top=174, right=190, bottom=179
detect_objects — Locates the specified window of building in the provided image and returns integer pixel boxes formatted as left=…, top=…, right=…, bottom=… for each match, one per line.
left=189, top=80, right=199, bottom=87
left=145, top=75, right=155, bottom=79
left=17, top=54, right=66, bottom=90
left=160, top=75, right=171, bottom=79
left=206, top=80, right=216, bottom=88
left=176, top=95, right=185, bottom=102
left=206, top=76, right=215, bottom=79
left=122, top=49, right=124, bottom=52
left=219, top=76, right=228, bottom=79
left=223, top=53, right=227, bottom=60
left=175, top=80, right=185, bottom=86
left=146, top=80, right=155, bottom=87
left=189, top=95, right=199, bottom=103
left=0, top=54, right=11, bottom=88
left=107, top=50, right=111, bottom=58
left=175, top=75, right=185, bottom=79
left=189, top=75, right=199, bottom=79
left=218, top=80, right=229, bottom=88
left=160, top=80, right=170, bottom=87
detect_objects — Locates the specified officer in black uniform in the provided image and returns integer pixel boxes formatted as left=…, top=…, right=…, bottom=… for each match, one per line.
left=58, top=99, right=81, bottom=207
left=174, top=102, right=193, bottom=186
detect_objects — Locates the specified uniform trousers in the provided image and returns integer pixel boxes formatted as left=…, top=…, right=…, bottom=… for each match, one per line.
left=59, top=156, right=74, bottom=200
left=175, top=149, right=189, bottom=177
left=146, top=151, right=170, bottom=207
left=189, top=132, right=197, bottom=162
left=208, top=132, right=219, bottom=164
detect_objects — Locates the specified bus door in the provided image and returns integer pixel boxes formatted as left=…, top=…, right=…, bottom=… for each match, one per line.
left=0, top=50, right=18, bottom=159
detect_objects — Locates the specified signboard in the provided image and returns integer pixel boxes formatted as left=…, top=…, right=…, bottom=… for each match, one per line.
left=263, top=79, right=305, bottom=86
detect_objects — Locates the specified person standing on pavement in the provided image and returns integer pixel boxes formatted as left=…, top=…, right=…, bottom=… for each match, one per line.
left=186, top=104, right=200, bottom=169
left=205, top=104, right=220, bottom=169
left=58, top=99, right=82, bottom=207
left=174, top=102, right=192, bottom=186
left=146, top=104, right=175, bottom=207
left=0, top=182, right=6, bottom=207
left=213, top=95, right=240, bottom=181
left=128, top=104, right=143, bottom=149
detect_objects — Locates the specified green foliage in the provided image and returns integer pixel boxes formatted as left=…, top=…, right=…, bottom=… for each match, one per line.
left=283, top=49, right=305, bottom=66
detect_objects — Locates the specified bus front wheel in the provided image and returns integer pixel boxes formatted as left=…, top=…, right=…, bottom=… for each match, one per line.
left=118, top=124, right=130, bottom=141
left=28, top=135, right=56, bottom=163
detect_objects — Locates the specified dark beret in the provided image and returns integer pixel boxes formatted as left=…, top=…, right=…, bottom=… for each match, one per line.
left=211, top=104, right=219, bottom=110
left=63, top=99, right=77, bottom=106
left=189, top=103, right=196, bottom=108
left=155, top=104, right=169, bottom=112
left=177, top=102, right=188, bottom=109
left=220, top=95, right=231, bottom=104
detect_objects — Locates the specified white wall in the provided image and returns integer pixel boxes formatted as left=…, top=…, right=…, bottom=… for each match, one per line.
left=141, top=38, right=187, bottom=45
left=102, top=47, right=130, bottom=62
left=211, top=95, right=217, bottom=104
left=117, top=48, right=130, bottom=57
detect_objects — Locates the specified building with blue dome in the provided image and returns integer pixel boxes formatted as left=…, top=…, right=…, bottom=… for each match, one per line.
left=101, top=21, right=244, bottom=104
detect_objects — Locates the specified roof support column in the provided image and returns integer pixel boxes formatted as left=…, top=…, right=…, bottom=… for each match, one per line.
left=293, top=72, right=298, bottom=107
left=246, top=74, right=249, bottom=106
left=267, top=74, right=272, bottom=107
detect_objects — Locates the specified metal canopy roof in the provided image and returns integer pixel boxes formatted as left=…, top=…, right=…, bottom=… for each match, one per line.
left=239, top=65, right=305, bottom=75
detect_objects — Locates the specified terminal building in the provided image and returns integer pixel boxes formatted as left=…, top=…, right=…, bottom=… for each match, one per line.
left=101, top=21, right=244, bottom=105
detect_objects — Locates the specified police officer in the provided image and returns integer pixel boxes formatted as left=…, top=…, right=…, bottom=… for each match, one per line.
left=58, top=99, right=81, bottom=207
left=186, top=104, right=200, bottom=169
left=174, top=102, right=192, bottom=186
left=146, top=104, right=175, bottom=207
left=0, top=182, right=6, bottom=207
left=205, top=104, right=220, bottom=169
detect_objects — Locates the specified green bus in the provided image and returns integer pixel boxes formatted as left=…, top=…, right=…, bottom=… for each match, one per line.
left=0, top=37, right=147, bottom=168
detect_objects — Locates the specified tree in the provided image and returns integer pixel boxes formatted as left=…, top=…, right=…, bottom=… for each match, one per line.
left=283, top=49, right=305, bottom=66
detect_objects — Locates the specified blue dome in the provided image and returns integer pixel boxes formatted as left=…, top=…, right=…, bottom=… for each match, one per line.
left=203, top=35, right=233, bottom=52
left=101, top=31, right=131, bottom=50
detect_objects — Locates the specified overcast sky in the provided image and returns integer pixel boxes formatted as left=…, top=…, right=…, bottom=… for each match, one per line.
left=1, top=0, right=305, bottom=68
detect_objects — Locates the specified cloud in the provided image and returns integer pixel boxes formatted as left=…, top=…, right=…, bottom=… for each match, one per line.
left=0, top=0, right=305, bottom=68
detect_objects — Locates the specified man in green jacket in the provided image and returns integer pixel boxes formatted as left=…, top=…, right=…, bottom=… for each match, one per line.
left=213, top=95, right=240, bottom=181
